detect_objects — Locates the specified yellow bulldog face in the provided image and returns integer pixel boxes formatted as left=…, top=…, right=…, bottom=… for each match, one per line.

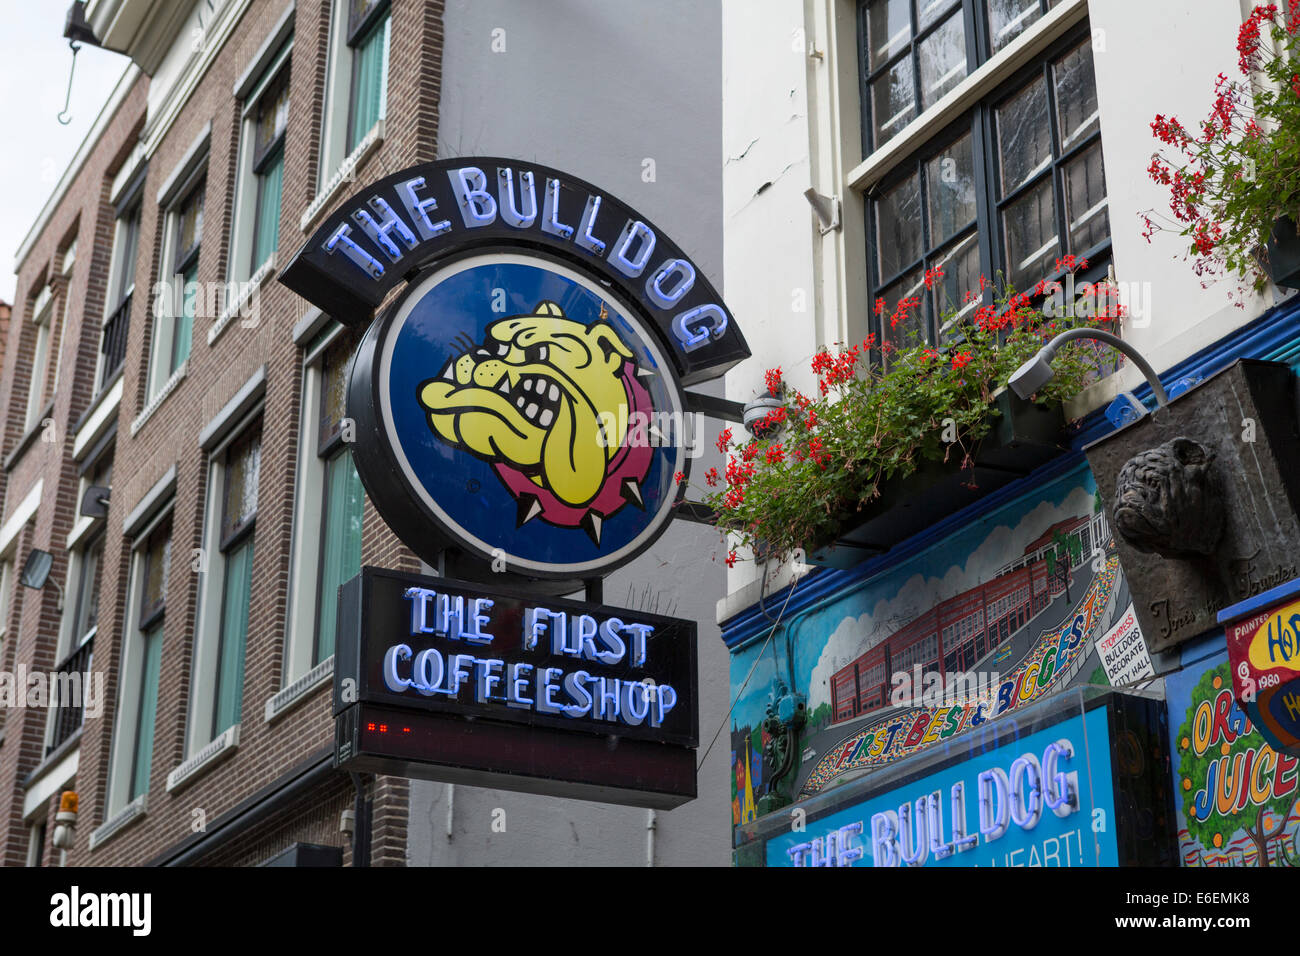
left=418, top=301, right=634, bottom=508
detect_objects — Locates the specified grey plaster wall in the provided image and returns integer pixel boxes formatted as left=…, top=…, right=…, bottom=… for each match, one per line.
left=407, top=0, right=731, bottom=867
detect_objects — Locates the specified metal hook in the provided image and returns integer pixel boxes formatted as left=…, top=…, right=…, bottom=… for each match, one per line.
left=57, top=40, right=82, bottom=126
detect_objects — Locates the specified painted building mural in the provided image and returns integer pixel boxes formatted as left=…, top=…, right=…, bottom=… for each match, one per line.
left=1165, top=647, right=1300, bottom=867
left=728, top=464, right=1138, bottom=810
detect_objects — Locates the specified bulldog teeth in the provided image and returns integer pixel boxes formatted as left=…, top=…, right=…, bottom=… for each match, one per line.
left=516, top=396, right=526, bottom=408
left=441, top=364, right=455, bottom=381
left=539, top=409, right=554, bottom=427
left=523, top=380, right=533, bottom=392
left=497, top=378, right=510, bottom=395
left=548, top=383, right=559, bottom=401
left=526, top=402, right=539, bottom=419
left=537, top=345, right=548, bottom=361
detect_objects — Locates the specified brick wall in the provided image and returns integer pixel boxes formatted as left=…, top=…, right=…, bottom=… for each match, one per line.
left=1, top=0, right=445, bottom=867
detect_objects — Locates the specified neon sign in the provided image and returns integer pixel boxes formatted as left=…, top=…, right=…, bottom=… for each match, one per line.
left=334, top=568, right=698, bottom=749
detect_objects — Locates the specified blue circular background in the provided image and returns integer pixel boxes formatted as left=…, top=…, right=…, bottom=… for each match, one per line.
left=384, top=258, right=682, bottom=571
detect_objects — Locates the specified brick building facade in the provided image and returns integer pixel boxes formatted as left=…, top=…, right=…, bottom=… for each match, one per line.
left=0, top=0, right=444, bottom=867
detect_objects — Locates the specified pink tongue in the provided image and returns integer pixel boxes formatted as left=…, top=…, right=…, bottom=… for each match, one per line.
left=493, top=361, right=656, bottom=528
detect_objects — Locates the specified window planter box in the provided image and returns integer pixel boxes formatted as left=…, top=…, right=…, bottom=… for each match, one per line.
left=806, top=392, right=1066, bottom=569
left=1267, top=216, right=1300, bottom=291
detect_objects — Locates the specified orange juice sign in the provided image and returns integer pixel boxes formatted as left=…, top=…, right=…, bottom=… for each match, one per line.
left=1226, top=598, right=1300, bottom=758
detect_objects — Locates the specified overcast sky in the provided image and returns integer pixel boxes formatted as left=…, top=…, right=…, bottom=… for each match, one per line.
left=0, top=3, right=130, bottom=304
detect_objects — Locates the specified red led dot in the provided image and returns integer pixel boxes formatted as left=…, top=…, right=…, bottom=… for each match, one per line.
left=379, top=724, right=388, bottom=733
left=367, top=723, right=375, bottom=732
left=403, top=727, right=411, bottom=734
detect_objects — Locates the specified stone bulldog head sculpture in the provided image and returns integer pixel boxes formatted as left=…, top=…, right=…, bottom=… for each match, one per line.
left=1112, top=437, right=1225, bottom=559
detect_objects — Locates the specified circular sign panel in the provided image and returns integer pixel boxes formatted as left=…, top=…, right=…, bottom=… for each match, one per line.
left=351, top=251, right=688, bottom=580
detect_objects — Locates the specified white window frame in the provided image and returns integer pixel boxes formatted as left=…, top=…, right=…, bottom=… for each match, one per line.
left=284, top=325, right=347, bottom=682
left=229, top=39, right=293, bottom=286
left=105, top=504, right=171, bottom=819
left=24, top=287, right=54, bottom=432
left=147, top=165, right=206, bottom=401
left=96, top=203, right=141, bottom=393
left=25, top=813, right=47, bottom=867
left=0, top=555, right=13, bottom=648
left=319, top=0, right=390, bottom=184
left=188, top=404, right=263, bottom=756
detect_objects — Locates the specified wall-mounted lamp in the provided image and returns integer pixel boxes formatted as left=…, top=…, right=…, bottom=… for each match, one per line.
left=1008, top=327, right=1169, bottom=408
left=19, top=548, right=64, bottom=611
left=80, top=484, right=110, bottom=519
left=803, top=188, right=841, bottom=236
left=744, top=390, right=786, bottom=439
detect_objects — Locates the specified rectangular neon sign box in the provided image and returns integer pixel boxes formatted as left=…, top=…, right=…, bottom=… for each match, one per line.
left=333, top=567, right=699, bottom=808
left=739, top=691, right=1176, bottom=867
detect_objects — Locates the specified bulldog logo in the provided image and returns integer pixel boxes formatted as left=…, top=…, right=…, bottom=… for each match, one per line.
left=418, top=301, right=655, bottom=545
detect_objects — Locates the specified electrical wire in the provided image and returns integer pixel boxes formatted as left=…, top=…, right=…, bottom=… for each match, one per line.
left=695, top=567, right=805, bottom=771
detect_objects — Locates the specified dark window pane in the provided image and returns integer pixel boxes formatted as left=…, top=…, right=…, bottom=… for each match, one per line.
left=917, top=12, right=967, bottom=109
left=879, top=268, right=927, bottom=349
left=73, top=537, right=103, bottom=643
left=316, top=449, right=364, bottom=664
left=872, top=57, right=916, bottom=148
left=222, top=428, right=262, bottom=543
left=130, top=622, right=163, bottom=799
left=925, top=133, right=977, bottom=245
left=866, top=0, right=912, bottom=70
left=174, top=183, right=204, bottom=269
left=1002, top=176, right=1059, bottom=290
left=917, top=0, right=961, bottom=31
left=214, top=536, right=253, bottom=734
left=876, top=173, right=923, bottom=281
left=140, top=524, right=171, bottom=625
left=1054, top=39, right=1099, bottom=150
left=1062, top=140, right=1108, bottom=254
left=251, top=146, right=284, bottom=270
left=987, top=0, right=1044, bottom=53
left=931, top=231, right=981, bottom=341
left=320, top=338, right=352, bottom=450
left=253, top=71, right=290, bottom=160
left=996, top=76, right=1051, bottom=196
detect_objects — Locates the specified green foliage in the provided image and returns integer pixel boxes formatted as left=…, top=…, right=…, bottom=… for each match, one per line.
left=1144, top=5, right=1300, bottom=292
left=697, top=272, right=1123, bottom=562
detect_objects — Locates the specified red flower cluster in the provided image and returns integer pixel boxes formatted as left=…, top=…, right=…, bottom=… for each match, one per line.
left=1151, top=114, right=1191, bottom=148
left=1238, top=5, right=1278, bottom=74
left=725, top=550, right=738, bottom=568
left=888, top=296, right=921, bottom=329
left=765, top=444, right=786, bottom=464
left=705, top=466, right=719, bottom=487
left=810, top=343, right=863, bottom=393
left=1192, top=219, right=1224, bottom=255
left=715, top=427, right=732, bottom=453
left=1054, top=255, right=1089, bottom=273
left=1293, top=72, right=1300, bottom=96
left=923, top=266, right=944, bottom=290
left=807, top=436, right=830, bottom=470
left=674, top=471, right=686, bottom=484
left=951, top=351, right=973, bottom=370
left=764, top=366, right=783, bottom=396
left=756, top=405, right=788, bottom=432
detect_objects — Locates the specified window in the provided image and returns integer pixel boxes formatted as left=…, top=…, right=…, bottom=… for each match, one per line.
left=213, top=426, right=260, bottom=736
left=867, top=29, right=1106, bottom=347
left=346, top=0, right=390, bottom=153
left=26, top=821, right=46, bottom=867
left=321, top=0, right=390, bottom=177
left=0, top=558, right=12, bottom=646
left=24, top=286, right=54, bottom=431
left=98, top=203, right=140, bottom=393
left=148, top=175, right=205, bottom=398
left=287, top=330, right=364, bottom=681
left=193, top=418, right=261, bottom=746
left=313, top=339, right=363, bottom=663
left=232, top=43, right=291, bottom=282
left=108, top=512, right=170, bottom=812
left=131, top=522, right=168, bottom=800
left=861, top=0, right=971, bottom=151
left=859, top=0, right=1065, bottom=153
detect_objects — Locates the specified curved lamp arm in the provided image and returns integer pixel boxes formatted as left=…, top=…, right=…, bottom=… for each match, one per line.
left=1007, top=327, right=1169, bottom=408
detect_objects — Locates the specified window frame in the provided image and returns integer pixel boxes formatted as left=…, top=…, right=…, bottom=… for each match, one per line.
left=864, top=21, right=1110, bottom=348
left=106, top=505, right=171, bottom=815
left=857, top=0, right=1064, bottom=156
left=24, top=286, right=55, bottom=432
left=97, top=201, right=141, bottom=393
left=190, top=408, right=263, bottom=753
left=285, top=324, right=364, bottom=682
left=147, top=167, right=207, bottom=400
left=319, top=0, right=390, bottom=181
left=230, top=39, right=293, bottom=284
